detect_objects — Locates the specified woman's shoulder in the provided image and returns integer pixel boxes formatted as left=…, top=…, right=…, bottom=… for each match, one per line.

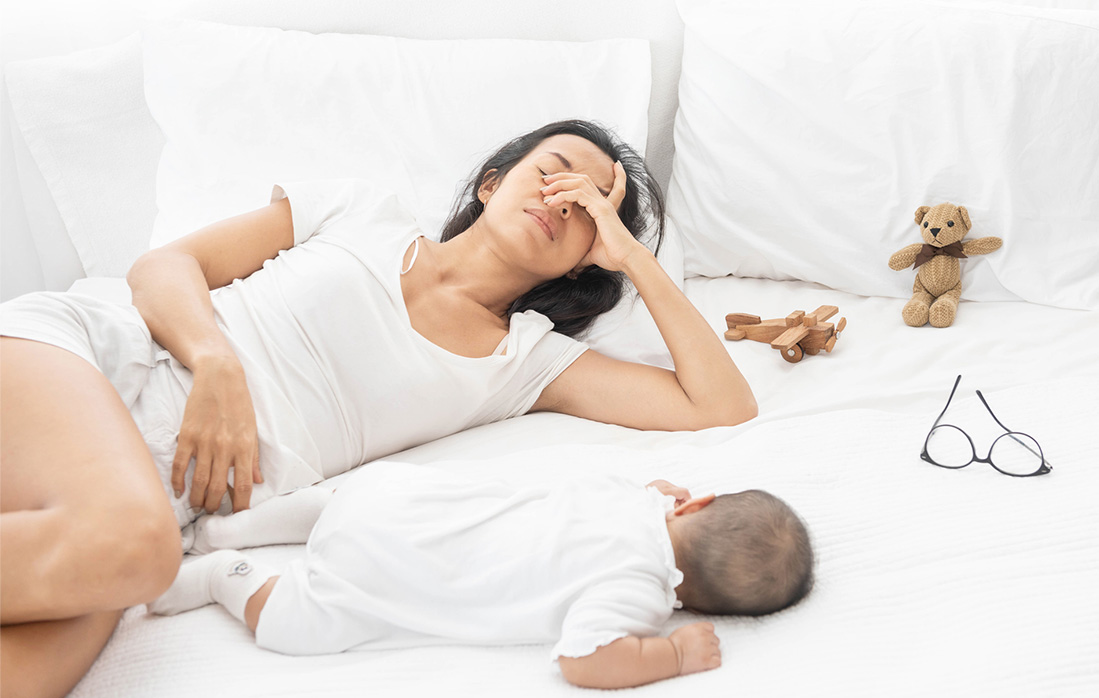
left=273, top=178, right=413, bottom=221
left=272, top=178, right=422, bottom=249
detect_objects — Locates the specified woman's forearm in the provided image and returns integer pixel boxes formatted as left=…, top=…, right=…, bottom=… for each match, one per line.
left=127, top=249, right=239, bottom=370
left=621, top=249, right=757, bottom=422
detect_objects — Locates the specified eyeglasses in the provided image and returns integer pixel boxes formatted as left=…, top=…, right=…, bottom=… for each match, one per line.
left=920, top=375, right=1051, bottom=477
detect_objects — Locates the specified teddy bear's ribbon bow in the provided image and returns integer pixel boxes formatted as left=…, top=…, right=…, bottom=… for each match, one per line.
left=913, top=241, right=967, bottom=268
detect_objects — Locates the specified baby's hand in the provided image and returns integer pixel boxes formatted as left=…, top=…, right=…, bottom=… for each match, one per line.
left=646, top=479, right=690, bottom=506
left=669, top=622, right=722, bottom=676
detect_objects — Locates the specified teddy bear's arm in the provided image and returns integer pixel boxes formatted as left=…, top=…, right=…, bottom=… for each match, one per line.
left=962, top=236, right=1003, bottom=256
left=888, top=243, right=925, bottom=270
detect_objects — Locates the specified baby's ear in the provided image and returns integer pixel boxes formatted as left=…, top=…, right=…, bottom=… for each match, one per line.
left=672, top=493, right=716, bottom=518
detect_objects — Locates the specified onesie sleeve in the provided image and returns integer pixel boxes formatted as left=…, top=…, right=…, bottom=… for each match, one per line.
left=270, top=179, right=416, bottom=248
left=551, top=577, right=675, bottom=661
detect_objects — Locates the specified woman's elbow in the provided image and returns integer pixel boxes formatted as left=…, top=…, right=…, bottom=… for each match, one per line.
left=696, top=394, right=757, bottom=429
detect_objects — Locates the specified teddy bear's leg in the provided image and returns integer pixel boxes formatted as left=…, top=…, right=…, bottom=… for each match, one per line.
left=929, top=282, right=962, bottom=328
left=902, top=278, right=932, bottom=327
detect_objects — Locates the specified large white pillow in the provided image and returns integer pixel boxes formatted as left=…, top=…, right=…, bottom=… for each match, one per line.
left=669, top=0, right=1099, bottom=310
left=142, top=18, right=679, bottom=365
left=142, top=19, right=652, bottom=248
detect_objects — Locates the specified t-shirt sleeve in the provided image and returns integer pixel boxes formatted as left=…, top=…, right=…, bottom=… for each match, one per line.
left=487, top=311, right=589, bottom=422
left=270, top=179, right=417, bottom=248
left=551, top=578, right=674, bottom=660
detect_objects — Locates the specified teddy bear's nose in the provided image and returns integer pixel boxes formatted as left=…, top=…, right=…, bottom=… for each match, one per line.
left=930, top=227, right=941, bottom=237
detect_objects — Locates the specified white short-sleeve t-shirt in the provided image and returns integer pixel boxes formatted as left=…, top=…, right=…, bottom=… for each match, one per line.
left=256, top=464, right=683, bottom=659
left=206, top=179, right=588, bottom=486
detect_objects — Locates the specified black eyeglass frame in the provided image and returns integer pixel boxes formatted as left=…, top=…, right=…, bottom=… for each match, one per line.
left=920, top=375, right=1051, bottom=477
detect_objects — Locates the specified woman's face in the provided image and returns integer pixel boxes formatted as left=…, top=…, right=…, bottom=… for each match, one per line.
left=477, top=134, right=617, bottom=281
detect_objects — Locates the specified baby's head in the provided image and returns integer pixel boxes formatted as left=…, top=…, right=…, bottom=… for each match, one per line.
left=670, top=490, right=814, bottom=616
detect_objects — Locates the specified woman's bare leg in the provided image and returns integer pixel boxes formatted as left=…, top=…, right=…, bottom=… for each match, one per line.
left=1, top=338, right=183, bottom=694
left=0, top=609, right=123, bottom=698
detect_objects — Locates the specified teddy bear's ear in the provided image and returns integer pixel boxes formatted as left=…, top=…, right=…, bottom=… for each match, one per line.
left=957, top=205, right=972, bottom=231
left=914, top=206, right=931, bottom=225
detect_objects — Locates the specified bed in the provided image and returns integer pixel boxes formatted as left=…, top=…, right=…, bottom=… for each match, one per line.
left=3, top=1, right=1097, bottom=696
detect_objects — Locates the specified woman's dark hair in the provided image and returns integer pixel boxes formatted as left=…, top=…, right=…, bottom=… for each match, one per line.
left=439, top=119, right=665, bottom=338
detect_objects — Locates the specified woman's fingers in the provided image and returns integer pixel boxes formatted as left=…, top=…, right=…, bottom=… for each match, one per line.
left=229, top=459, right=253, bottom=513
left=171, top=439, right=193, bottom=498
left=543, top=187, right=595, bottom=211
left=542, top=171, right=625, bottom=228
left=231, top=439, right=259, bottom=511
left=607, top=161, right=627, bottom=209
left=252, top=446, right=264, bottom=484
left=204, top=452, right=232, bottom=513
left=177, top=434, right=259, bottom=512
left=189, top=446, right=212, bottom=510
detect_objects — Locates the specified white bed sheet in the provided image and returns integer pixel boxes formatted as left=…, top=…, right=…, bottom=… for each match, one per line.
left=69, top=276, right=1099, bottom=697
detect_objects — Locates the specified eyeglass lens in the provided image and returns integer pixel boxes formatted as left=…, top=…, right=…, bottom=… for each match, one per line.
left=989, top=432, right=1044, bottom=476
left=925, top=425, right=972, bottom=468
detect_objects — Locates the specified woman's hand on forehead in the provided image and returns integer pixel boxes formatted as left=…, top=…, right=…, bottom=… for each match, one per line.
left=540, top=160, right=626, bottom=214
left=541, top=161, right=640, bottom=273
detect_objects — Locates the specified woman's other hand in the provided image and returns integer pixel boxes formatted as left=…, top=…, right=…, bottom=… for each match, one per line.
left=172, top=354, right=263, bottom=513
left=541, top=161, right=648, bottom=273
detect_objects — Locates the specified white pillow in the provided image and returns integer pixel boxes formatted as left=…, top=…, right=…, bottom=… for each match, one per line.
left=5, top=33, right=163, bottom=279
left=142, top=18, right=679, bottom=365
left=142, top=19, right=651, bottom=248
left=669, top=0, right=1099, bottom=310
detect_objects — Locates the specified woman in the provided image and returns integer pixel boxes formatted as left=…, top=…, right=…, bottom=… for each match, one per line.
left=0, top=120, right=756, bottom=697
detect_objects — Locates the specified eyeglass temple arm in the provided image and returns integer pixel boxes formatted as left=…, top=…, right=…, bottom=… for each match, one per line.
left=975, top=390, right=1050, bottom=466
left=929, top=375, right=963, bottom=431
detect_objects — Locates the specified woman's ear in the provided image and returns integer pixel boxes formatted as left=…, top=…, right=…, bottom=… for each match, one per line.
left=478, top=169, right=500, bottom=204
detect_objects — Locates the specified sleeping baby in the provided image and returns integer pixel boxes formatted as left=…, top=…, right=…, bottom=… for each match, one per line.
left=149, top=464, right=814, bottom=689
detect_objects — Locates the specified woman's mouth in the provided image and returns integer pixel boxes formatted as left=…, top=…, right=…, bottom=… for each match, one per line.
left=525, top=209, right=556, bottom=241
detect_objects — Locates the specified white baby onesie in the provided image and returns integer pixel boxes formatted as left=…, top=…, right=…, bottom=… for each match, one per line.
left=255, top=464, right=683, bottom=659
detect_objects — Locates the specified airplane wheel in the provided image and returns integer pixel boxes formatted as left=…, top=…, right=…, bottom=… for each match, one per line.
left=782, top=344, right=804, bottom=363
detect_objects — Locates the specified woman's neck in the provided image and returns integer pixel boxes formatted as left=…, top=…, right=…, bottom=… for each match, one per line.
left=421, top=225, right=545, bottom=318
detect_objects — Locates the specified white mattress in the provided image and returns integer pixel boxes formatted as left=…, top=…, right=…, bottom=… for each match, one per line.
left=70, top=276, right=1099, bottom=697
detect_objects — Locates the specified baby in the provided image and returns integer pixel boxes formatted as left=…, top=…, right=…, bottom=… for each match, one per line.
left=150, top=464, right=814, bottom=689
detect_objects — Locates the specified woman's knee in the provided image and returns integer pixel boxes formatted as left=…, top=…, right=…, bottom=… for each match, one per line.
left=69, top=499, right=182, bottom=603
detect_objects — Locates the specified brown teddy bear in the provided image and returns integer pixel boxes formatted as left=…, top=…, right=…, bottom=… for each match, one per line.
left=888, top=203, right=1002, bottom=327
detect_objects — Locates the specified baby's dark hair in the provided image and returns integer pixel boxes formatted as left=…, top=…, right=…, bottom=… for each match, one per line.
left=679, top=490, right=814, bottom=616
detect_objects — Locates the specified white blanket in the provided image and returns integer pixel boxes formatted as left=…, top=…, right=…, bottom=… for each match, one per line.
left=71, top=276, right=1099, bottom=697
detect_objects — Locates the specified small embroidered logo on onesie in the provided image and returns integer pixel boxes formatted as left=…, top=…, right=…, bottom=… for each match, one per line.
left=229, top=561, right=252, bottom=577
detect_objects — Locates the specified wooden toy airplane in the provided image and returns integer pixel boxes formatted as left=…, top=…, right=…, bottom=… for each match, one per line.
left=724, top=305, right=847, bottom=363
